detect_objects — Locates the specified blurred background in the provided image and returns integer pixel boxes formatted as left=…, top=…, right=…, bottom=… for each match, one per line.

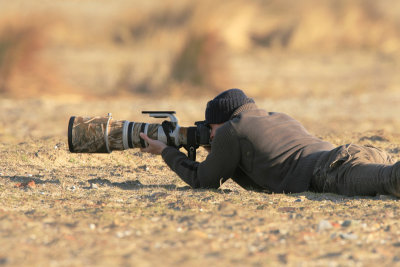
left=1, top=0, right=400, bottom=99
left=2, top=0, right=400, bottom=144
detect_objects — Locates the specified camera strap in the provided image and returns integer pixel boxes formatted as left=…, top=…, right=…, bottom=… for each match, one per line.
left=185, top=127, right=198, bottom=161
left=139, top=123, right=146, bottom=148
left=161, top=121, right=174, bottom=147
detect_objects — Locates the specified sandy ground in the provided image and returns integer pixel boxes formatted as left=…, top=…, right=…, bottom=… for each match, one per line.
left=1, top=94, right=400, bottom=267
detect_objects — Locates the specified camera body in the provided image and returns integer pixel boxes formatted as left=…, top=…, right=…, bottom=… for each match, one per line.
left=68, top=111, right=210, bottom=160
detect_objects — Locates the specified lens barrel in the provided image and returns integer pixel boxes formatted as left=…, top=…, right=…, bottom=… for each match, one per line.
left=69, top=116, right=165, bottom=153
left=68, top=116, right=128, bottom=153
left=68, top=116, right=210, bottom=153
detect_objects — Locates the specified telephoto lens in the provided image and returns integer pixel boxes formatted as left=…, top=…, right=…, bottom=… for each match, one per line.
left=67, top=112, right=210, bottom=154
left=68, top=116, right=163, bottom=153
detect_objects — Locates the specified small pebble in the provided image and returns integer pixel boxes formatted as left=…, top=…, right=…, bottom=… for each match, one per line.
left=342, top=220, right=352, bottom=227
left=89, top=223, right=96, bottom=230
left=91, top=183, right=98, bottom=189
left=68, top=185, right=76, bottom=191
left=280, top=229, right=289, bottom=235
left=116, top=232, right=124, bottom=238
left=270, top=229, right=280, bottom=234
left=151, top=217, right=160, bottom=222
left=248, top=245, right=257, bottom=253
left=340, top=232, right=358, bottom=240
left=318, top=220, right=333, bottom=231
left=116, top=230, right=132, bottom=238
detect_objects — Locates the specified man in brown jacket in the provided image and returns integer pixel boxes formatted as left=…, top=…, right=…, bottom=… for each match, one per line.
left=140, top=89, right=400, bottom=197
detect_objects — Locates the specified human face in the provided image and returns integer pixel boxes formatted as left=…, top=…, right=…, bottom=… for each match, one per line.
left=209, top=123, right=223, bottom=141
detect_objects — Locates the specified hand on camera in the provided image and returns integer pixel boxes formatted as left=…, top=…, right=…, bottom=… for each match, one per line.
left=139, top=133, right=167, bottom=155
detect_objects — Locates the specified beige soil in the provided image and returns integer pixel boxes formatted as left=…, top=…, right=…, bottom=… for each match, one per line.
left=1, top=93, right=400, bottom=267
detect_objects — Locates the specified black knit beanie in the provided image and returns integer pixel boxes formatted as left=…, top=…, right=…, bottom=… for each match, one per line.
left=205, top=88, right=255, bottom=124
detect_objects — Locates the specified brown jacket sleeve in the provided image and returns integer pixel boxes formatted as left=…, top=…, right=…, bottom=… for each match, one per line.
left=161, top=122, right=240, bottom=188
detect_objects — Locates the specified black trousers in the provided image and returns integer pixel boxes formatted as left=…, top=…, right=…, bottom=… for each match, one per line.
left=311, top=144, right=400, bottom=197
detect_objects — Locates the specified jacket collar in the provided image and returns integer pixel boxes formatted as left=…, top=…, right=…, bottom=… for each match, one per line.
left=230, top=103, right=258, bottom=119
